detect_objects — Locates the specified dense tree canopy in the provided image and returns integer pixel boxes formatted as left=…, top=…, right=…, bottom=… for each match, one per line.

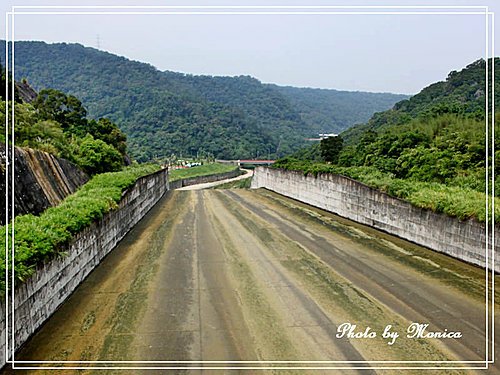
left=33, top=88, right=88, bottom=133
left=341, top=58, right=499, bottom=145
left=69, top=134, right=124, bottom=175
left=0, top=82, right=129, bottom=175
left=320, top=136, right=343, bottom=163
left=0, top=63, right=20, bottom=103
left=0, top=41, right=405, bottom=161
left=273, top=85, right=408, bottom=134
left=282, top=58, right=500, bottom=197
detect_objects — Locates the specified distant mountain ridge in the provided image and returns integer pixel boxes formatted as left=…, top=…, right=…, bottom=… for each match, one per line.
left=1, top=41, right=407, bottom=161
left=271, top=84, right=408, bottom=135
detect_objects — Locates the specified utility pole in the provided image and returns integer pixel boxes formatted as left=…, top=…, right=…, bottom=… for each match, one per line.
left=96, top=34, right=101, bottom=49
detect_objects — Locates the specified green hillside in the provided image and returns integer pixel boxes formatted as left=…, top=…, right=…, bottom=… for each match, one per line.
left=277, top=58, right=500, bottom=222
left=337, top=58, right=499, bottom=187
left=0, top=68, right=129, bottom=175
left=1, top=41, right=406, bottom=161
left=272, top=85, right=408, bottom=134
left=342, top=59, right=498, bottom=144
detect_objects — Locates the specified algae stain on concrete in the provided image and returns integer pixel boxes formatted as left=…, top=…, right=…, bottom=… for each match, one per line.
left=255, top=189, right=491, bottom=302
left=80, top=311, right=96, bottom=333
left=206, top=206, right=299, bottom=363
left=214, top=191, right=274, bottom=244
left=220, top=191, right=458, bottom=366
left=97, top=192, right=190, bottom=361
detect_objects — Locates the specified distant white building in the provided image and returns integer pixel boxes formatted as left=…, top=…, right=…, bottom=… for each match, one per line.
left=318, top=133, right=338, bottom=139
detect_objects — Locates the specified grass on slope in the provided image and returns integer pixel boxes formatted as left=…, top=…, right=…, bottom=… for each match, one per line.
left=212, top=177, right=252, bottom=189
left=273, top=159, right=499, bottom=223
left=169, top=163, right=238, bottom=181
left=0, top=163, right=161, bottom=293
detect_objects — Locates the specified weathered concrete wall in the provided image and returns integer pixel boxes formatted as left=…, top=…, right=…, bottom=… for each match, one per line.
left=0, top=143, right=89, bottom=225
left=0, top=168, right=168, bottom=367
left=169, top=168, right=241, bottom=189
left=252, top=167, right=499, bottom=272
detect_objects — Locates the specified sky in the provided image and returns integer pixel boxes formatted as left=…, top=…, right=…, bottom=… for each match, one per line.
left=1, top=0, right=498, bottom=95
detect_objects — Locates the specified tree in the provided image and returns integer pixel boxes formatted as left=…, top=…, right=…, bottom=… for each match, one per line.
left=69, top=135, right=123, bottom=175
left=320, top=135, right=343, bottom=163
left=0, top=63, right=21, bottom=103
left=87, top=118, right=127, bottom=155
left=33, top=89, right=87, bottom=133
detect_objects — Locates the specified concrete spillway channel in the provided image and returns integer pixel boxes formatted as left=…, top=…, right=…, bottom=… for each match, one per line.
left=3, top=189, right=499, bottom=374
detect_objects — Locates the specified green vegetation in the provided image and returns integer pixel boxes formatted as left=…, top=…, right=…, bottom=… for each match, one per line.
left=273, top=158, right=498, bottom=222
left=169, top=163, right=238, bottom=181
left=290, top=142, right=323, bottom=162
left=0, top=163, right=161, bottom=293
left=0, top=63, right=21, bottom=103
left=320, top=135, right=343, bottom=163
left=272, top=85, right=408, bottom=134
left=336, top=60, right=500, bottom=196
left=274, top=58, right=500, bottom=223
left=342, top=58, right=499, bottom=145
left=0, top=71, right=129, bottom=175
left=1, top=41, right=405, bottom=161
left=213, top=177, right=252, bottom=189
left=338, top=114, right=497, bottom=191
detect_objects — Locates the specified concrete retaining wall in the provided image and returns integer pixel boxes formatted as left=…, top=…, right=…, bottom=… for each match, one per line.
left=0, top=168, right=169, bottom=367
left=0, top=166, right=243, bottom=367
left=169, top=168, right=241, bottom=189
left=252, top=167, right=499, bottom=272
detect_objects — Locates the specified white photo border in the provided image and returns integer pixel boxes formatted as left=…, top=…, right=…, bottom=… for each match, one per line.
left=3, top=4, right=495, bottom=371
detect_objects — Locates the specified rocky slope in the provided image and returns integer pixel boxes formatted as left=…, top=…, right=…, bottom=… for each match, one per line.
left=0, top=143, right=89, bottom=224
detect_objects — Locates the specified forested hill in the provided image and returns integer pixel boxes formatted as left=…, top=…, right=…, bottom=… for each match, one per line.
left=271, top=85, right=408, bottom=134
left=278, top=58, right=500, bottom=222
left=341, top=58, right=500, bottom=144
left=168, top=75, right=407, bottom=135
left=1, top=41, right=406, bottom=161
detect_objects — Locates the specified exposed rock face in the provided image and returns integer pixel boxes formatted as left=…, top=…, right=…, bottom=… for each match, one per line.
left=0, top=143, right=89, bottom=225
left=15, top=81, right=37, bottom=103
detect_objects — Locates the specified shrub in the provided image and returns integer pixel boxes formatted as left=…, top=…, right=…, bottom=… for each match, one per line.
left=0, top=163, right=160, bottom=294
left=272, top=159, right=499, bottom=223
